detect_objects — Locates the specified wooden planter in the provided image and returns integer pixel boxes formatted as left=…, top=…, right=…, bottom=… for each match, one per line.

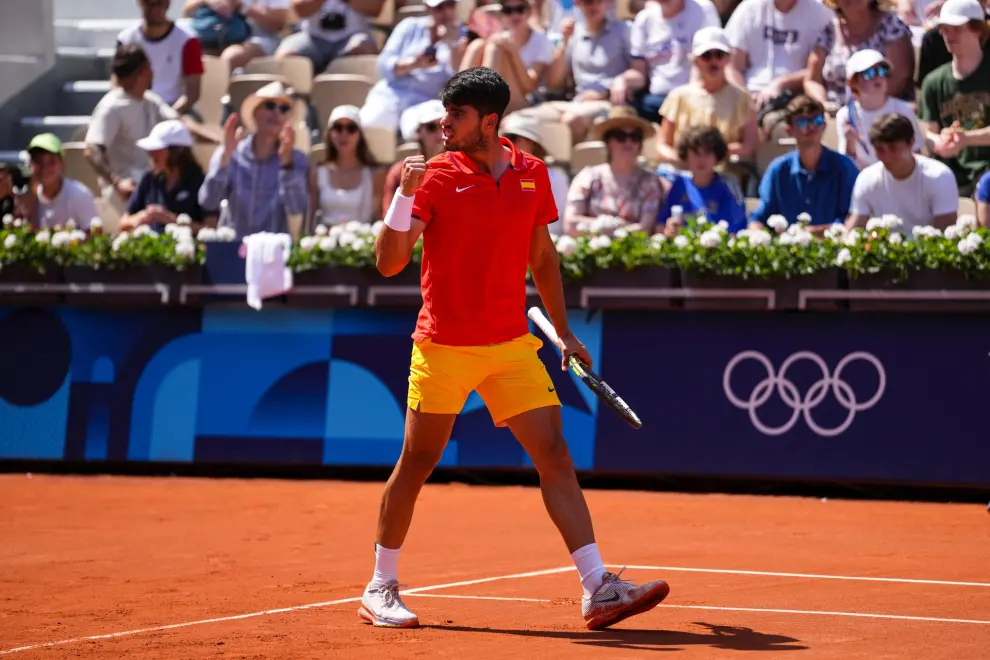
left=680, top=269, right=844, bottom=311
left=63, top=264, right=201, bottom=306
left=847, top=269, right=990, bottom=312
left=287, top=263, right=422, bottom=307
left=0, top=263, right=64, bottom=305
left=564, top=266, right=678, bottom=310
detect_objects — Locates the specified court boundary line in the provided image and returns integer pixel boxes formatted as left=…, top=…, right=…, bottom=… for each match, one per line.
left=0, top=567, right=574, bottom=656
left=609, top=565, right=990, bottom=588
left=663, top=604, right=990, bottom=625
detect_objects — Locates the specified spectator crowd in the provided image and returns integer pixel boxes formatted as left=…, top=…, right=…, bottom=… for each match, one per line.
left=4, top=0, right=990, bottom=237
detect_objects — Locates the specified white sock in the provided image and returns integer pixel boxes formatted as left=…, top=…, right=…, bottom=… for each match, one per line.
left=369, top=544, right=400, bottom=589
left=571, top=543, right=606, bottom=599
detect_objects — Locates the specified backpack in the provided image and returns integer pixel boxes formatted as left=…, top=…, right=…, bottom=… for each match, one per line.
left=191, top=6, right=252, bottom=50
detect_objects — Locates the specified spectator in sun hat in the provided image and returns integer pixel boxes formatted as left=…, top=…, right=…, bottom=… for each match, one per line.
left=500, top=113, right=570, bottom=234
left=381, top=100, right=446, bottom=217
left=359, top=0, right=468, bottom=141
left=275, top=0, right=382, bottom=74
left=199, top=80, right=309, bottom=238
left=120, top=119, right=215, bottom=233
left=835, top=48, right=923, bottom=169
left=310, top=104, right=383, bottom=227
left=23, top=134, right=101, bottom=231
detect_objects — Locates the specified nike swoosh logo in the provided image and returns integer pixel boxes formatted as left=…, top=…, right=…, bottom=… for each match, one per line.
left=548, top=387, right=555, bottom=392
left=455, top=185, right=475, bottom=193
left=598, top=593, right=620, bottom=602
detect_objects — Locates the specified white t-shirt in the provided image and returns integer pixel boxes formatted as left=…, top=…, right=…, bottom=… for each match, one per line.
left=86, top=87, right=179, bottom=184
left=630, top=0, right=721, bottom=96
left=34, top=179, right=99, bottom=230
left=725, top=0, right=835, bottom=93
left=835, top=97, right=924, bottom=169
left=117, top=23, right=204, bottom=106
left=513, top=29, right=554, bottom=69
left=850, top=155, right=958, bottom=233
left=303, top=0, right=372, bottom=43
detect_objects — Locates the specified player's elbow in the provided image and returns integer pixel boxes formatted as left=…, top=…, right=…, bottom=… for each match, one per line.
left=374, top=249, right=409, bottom=277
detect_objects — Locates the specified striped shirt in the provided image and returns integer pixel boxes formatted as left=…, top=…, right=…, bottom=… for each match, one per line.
left=199, top=136, right=309, bottom=238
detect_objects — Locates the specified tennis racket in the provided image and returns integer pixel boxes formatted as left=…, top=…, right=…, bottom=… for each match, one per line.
left=527, top=307, right=643, bottom=430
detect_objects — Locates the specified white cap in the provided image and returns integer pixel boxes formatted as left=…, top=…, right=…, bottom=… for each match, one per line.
left=328, top=104, right=361, bottom=128
left=846, top=49, right=891, bottom=79
left=500, top=113, right=543, bottom=146
left=136, top=119, right=193, bottom=151
left=417, top=99, right=446, bottom=125
left=691, top=26, right=731, bottom=58
left=424, top=0, right=457, bottom=7
left=936, top=0, right=985, bottom=25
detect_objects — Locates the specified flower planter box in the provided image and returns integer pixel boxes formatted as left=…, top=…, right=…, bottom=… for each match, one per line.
left=287, top=265, right=369, bottom=307
left=362, top=263, right=422, bottom=307
left=0, top=263, right=64, bottom=305
left=847, top=269, right=990, bottom=313
left=63, top=264, right=201, bottom=307
left=568, top=266, right=678, bottom=310
left=680, top=269, right=843, bottom=311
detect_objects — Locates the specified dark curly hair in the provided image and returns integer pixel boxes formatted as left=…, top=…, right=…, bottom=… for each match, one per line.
left=675, top=125, right=729, bottom=163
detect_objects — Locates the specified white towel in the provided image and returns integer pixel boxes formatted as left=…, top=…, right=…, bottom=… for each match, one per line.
left=243, top=232, right=293, bottom=310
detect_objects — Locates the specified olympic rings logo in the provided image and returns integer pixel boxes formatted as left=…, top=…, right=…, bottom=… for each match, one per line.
left=723, top=351, right=886, bottom=437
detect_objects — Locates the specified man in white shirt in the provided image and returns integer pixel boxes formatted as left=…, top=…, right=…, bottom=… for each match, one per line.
left=610, top=0, right=721, bottom=122
left=847, top=113, right=958, bottom=232
left=725, top=0, right=834, bottom=127
left=24, top=134, right=100, bottom=231
left=276, top=0, right=384, bottom=73
left=84, top=44, right=180, bottom=210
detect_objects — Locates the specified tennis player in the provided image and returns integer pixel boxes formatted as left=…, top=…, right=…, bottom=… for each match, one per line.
left=359, top=67, right=670, bottom=631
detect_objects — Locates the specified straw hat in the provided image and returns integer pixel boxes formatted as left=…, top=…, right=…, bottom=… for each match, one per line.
left=589, top=106, right=654, bottom=142
left=240, top=81, right=296, bottom=133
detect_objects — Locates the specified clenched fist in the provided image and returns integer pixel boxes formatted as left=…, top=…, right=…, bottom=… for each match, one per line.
left=400, top=155, right=427, bottom=196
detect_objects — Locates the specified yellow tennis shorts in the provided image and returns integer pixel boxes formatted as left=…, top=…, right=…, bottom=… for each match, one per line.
left=408, top=333, right=561, bottom=426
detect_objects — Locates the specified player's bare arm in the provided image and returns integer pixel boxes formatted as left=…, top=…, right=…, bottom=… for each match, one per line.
left=374, top=156, right=427, bottom=277
left=528, top=224, right=592, bottom=370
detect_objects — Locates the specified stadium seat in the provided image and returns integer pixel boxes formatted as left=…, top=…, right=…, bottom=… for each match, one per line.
left=396, top=141, right=422, bottom=161
left=326, top=55, right=381, bottom=81
left=364, top=126, right=398, bottom=165
left=959, top=197, right=977, bottom=216
left=310, top=143, right=326, bottom=165
left=199, top=56, right=231, bottom=130
left=244, top=56, right=314, bottom=95
left=94, top=197, right=121, bottom=234
left=62, top=142, right=101, bottom=197
left=397, top=5, right=427, bottom=19
left=539, top=122, right=572, bottom=166
left=192, top=142, right=217, bottom=171
left=570, top=141, right=607, bottom=173
left=311, top=74, right=376, bottom=129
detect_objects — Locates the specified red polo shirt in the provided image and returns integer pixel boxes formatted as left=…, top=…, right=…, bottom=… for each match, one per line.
left=411, top=138, right=558, bottom=346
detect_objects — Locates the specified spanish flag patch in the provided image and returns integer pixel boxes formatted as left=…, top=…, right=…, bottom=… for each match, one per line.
left=520, top=179, right=536, bottom=191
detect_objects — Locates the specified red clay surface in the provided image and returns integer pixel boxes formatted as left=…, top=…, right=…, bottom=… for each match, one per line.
left=1, top=474, right=989, bottom=659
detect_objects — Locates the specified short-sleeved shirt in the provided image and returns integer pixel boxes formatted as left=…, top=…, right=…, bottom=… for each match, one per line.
left=659, top=81, right=753, bottom=145
left=117, top=23, right=205, bottom=106
left=32, top=179, right=99, bottom=230
left=126, top=168, right=208, bottom=232
left=411, top=138, right=557, bottom=346
left=978, top=171, right=990, bottom=205
left=813, top=12, right=912, bottom=105
left=659, top=172, right=747, bottom=233
left=566, top=163, right=663, bottom=228
left=629, top=0, right=722, bottom=96
left=849, top=155, right=958, bottom=233
left=568, top=18, right=631, bottom=95
left=920, top=56, right=990, bottom=190
left=86, top=87, right=179, bottom=184
left=835, top=96, right=924, bottom=169
left=749, top=147, right=860, bottom=225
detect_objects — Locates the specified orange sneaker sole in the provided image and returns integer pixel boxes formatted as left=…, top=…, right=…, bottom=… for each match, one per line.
left=358, top=605, right=420, bottom=629
left=585, top=581, right=671, bottom=630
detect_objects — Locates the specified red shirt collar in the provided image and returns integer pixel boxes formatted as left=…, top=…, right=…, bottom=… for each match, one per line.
left=448, top=136, right=529, bottom=175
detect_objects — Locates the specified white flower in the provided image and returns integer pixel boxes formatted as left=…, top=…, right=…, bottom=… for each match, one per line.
left=2, top=214, right=12, bottom=226
left=843, top=230, right=860, bottom=246
left=299, top=236, right=317, bottom=251
left=351, top=237, right=368, bottom=251
left=315, top=224, right=329, bottom=236
left=767, top=215, right=788, bottom=232
left=727, top=237, right=737, bottom=248
left=650, top=234, right=666, bottom=248
left=737, top=229, right=771, bottom=247
left=945, top=225, right=961, bottom=240
left=69, top=230, right=87, bottom=243
left=591, top=215, right=622, bottom=234
left=835, top=248, right=852, bottom=266
left=865, top=217, right=884, bottom=231
left=881, top=214, right=902, bottom=229
left=175, top=240, right=195, bottom=258
left=35, top=229, right=51, bottom=244
left=3, top=235, right=16, bottom=249
left=958, top=233, right=981, bottom=255
left=216, top=226, right=236, bottom=242
left=112, top=235, right=129, bottom=252
left=588, top=234, right=612, bottom=251
left=696, top=215, right=709, bottom=226
left=329, top=224, right=344, bottom=239
left=345, top=220, right=365, bottom=234
left=338, top=230, right=357, bottom=248
left=133, top=225, right=158, bottom=238
left=956, top=214, right=978, bottom=231
left=792, top=229, right=813, bottom=246
left=673, top=235, right=690, bottom=248
left=912, top=225, right=941, bottom=239
left=166, top=225, right=193, bottom=243
left=779, top=232, right=795, bottom=246
left=796, top=212, right=812, bottom=225
left=12, top=219, right=22, bottom=228
left=176, top=213, right=192, bottom=226
left=65, top=219, right=76, bottom=230
left=889, top=232, right=903, bottom=245
left=613, top=228, right=629, bottom=239
left=716, top=220, right=729, bottom=233
left=825, top=224, right=847, bottom=241
left=51, top=231, right=71, bottom=248
left=90, top=217, right=103, bottom=230
left=699, top=229, right=722, bottom=248
left=371, top=220, right=384, bottom=236
left=556, top=235, right=578, bottom=255
left=319, top=236, right=337, bottom=252
left=576, top=221, right=591, bottom=234
left=197, top=227, right=218, bottom=241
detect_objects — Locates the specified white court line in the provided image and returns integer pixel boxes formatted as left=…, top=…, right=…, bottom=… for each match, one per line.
left=406, top=594, right=551, bottom=603
left=610, top=565, right=990, bottom=588
left=0, top=567, right=574, bottom=656
left=664, top=604, right=990, bottom=626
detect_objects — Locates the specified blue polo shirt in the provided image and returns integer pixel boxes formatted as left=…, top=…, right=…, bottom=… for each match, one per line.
left=127, top=169, right=208, bottom=232
left=977, top=171, right=990, bottom=204
left=659, top=173, right=747, bottom=233
left=749, top=148, right=859, bottom=226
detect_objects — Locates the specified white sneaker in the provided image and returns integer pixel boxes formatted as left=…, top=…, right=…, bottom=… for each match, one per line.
left=582, top=568, right=670, bottom=630
left=358, top=580, right=420, bottom=628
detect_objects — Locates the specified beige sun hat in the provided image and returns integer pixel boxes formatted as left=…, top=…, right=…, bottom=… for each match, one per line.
left=240, top=81, right=296, bottom=133
left=589, top=105, right=654, bottom=142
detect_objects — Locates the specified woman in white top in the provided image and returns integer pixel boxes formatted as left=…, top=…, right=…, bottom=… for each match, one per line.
left=309, top=105, right=384, bottom=228
left=500, top=113, right=570, bottom=235
left=459, top=0, right=554, bottom=112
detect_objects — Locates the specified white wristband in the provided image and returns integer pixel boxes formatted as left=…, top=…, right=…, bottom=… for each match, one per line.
left=384, top=189, right=415, bottom=232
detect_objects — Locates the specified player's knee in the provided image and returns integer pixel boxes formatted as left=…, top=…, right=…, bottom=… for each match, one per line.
left=399, top=445, right=444, bottom=477
left=532, top=432, right=574, bottom=477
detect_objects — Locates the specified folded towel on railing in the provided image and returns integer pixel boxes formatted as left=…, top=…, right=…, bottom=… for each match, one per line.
left=243, top=231, right=293, bottom=310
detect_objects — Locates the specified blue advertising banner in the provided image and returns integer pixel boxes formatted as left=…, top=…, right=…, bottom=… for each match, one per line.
left=0, top=305, right=987, bottom=488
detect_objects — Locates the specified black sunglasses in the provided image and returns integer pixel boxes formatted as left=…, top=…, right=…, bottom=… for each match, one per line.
left=501, top=4, right=529, bottom=14
left=262, top=100, right=292, bottom=114
left=331, top=123, right=360, bottom=134
left=698, top=50, right=728, bottom=61
left=605, top=129, right=643, bottom=143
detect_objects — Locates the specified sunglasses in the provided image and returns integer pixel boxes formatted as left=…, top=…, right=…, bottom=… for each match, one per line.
left=501, top=3, right=529, bottom=14
left=698, top=50, right=728, bottom=61
left=792, top=114, right=825, bottom=131
left=419, top=122, right=441, bottom=133
left=262, top=100, right=292, bottom=114
left=856, top=64, right=890, bottom=81
left=605, top=129, right=643, bottom=143
left=331, top=122, right=360, bottom=134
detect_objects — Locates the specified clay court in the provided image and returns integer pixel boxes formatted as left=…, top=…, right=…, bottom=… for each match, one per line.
left=1, top=474, right=988, bottom=659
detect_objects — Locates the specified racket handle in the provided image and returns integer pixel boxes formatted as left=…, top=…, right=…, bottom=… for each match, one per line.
left=527, top=307, right=560, bottom=344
